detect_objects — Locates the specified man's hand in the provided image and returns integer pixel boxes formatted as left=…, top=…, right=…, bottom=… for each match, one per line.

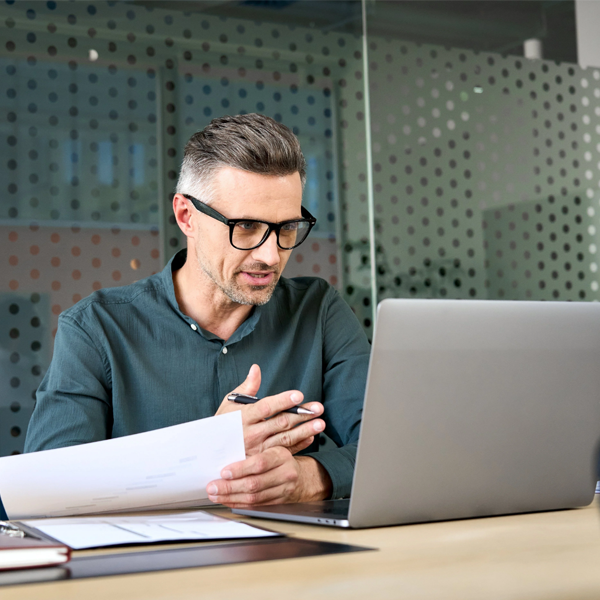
left=216, top=364, right=325, bottom=456
left=206, top=448, right=333, bottom=508
left=211, top=365, right=333, bottom=507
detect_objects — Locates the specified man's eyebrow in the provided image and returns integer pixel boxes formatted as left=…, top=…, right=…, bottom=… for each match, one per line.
left=236, top=215, right=303, bottom=222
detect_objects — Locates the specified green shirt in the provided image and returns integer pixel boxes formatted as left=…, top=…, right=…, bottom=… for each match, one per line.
left=25, top=250, right=370, bottom=499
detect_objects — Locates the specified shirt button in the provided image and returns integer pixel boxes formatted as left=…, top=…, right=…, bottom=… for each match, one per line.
left=222, top=347, right=228, bottom=355
left=190, top=324, right=197, bottom=331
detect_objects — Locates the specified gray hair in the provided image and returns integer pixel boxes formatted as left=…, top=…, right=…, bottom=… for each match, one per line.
left=176, top=113, right=307, bottom=205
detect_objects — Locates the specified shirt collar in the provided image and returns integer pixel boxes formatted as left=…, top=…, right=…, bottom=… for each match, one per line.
left=160, top=248, right=188, bottom=316
left=160, top=249, right=263, bottom=344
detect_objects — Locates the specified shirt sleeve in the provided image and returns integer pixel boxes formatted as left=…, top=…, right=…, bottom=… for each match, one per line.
left=24, top=314, right=113, bottom=452
left=304, top=287, right=371, bottom=499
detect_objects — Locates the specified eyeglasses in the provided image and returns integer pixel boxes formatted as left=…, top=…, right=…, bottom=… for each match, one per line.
left=182, top=193, right=317, bottom=251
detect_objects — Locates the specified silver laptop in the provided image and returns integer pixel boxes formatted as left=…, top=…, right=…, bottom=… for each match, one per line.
left=234, top=299, right=600, bottom=528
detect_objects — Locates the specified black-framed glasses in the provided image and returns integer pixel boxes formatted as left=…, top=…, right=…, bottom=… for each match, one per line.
left=181, top=193, right=317, bottom=251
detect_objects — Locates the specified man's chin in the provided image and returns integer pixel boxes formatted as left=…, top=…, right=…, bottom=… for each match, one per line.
left=243, top=284, right=277, bottom=305
left=224, top=280, right=278, bottom=306
left=234, top=272, right=279, bottom=303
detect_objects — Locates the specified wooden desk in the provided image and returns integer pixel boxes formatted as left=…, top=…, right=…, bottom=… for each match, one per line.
left=4, top=502, right=600, bottom=600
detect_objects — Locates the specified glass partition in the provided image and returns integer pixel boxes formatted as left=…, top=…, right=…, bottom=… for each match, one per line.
left=365, top=0, right=599, bottom=304
left=0, top=0, right=371, bottom=456
left=3, top=0, right=597, bottom=457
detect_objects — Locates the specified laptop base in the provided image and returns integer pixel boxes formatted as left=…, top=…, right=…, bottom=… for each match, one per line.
left=234, top=499, right=351, bottom=528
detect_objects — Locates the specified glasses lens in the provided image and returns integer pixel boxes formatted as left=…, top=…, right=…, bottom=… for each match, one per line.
left=278, top=220, right=311, bottom=249
left=231, top=221, right=270, bottom=249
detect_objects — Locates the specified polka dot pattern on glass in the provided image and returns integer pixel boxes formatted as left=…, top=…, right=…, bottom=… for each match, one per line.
left=0, top=1, right=366, bottom=454
left=367, top=39, right=598, bottom=303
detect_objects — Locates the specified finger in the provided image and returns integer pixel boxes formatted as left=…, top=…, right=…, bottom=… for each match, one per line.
left=208, top=454, right=299, bottom=506
left=215, top=483, right=295, bottom=508
left=216, top=365, right=261, bottom=416
left=258, top=404, right=324, bottom=440
left=299, top=402, right=324, bottom=417
left=244, top=390, right=305, bottom=423
left=209, top=462, right=297, bottom=499
left=262, top=419, right=325, bottom=452
left=287, top=435, right=315, bottom=456
left=246, top=399, right=324, bottom=433
left=220, top=446, right=290, bottom=481
left=231, top=364, right=261, bottom=398
left=242, top=403, right=324, bottom=453
left=206, top=449, right=291, bottom=502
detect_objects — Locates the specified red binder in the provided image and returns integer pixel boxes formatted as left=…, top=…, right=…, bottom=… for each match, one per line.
left=0, top=532, right=70, bottom=571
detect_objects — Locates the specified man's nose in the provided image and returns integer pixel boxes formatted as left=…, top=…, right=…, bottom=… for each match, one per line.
left=250, top=230, right=281, bottom=266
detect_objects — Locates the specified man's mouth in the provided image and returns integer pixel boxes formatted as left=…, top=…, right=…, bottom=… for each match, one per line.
left=239, top=270, right=277, bottom=286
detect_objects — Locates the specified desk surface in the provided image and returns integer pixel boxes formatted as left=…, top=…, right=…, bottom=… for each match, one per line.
left=4, top=501, right=600, bottom=600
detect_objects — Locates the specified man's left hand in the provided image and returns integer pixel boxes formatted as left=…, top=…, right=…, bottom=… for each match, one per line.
left=206, top=447, right=332, bottom=508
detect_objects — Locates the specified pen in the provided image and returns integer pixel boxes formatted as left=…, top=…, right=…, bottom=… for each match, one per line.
left=227, top=393, right=315, bottom=415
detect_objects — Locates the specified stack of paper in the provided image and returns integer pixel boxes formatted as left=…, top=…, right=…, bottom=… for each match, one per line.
left=19, top=511, right=280, bottom=550
left=0, top=412, right=245, bottom=519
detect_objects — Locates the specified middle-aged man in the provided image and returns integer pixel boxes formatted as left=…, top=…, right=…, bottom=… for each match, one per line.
left=25, top=113, right=370, bottom=507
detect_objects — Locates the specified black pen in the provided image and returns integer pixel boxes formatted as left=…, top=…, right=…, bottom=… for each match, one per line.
left=227, top=393, right=315, bottom=415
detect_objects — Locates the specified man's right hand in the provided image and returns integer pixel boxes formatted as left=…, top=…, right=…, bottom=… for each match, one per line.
left=215, top=364, right=325, bottom=456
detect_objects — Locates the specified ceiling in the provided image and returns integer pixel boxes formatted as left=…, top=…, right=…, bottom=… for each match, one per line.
left=131, top=0, right=577, bottom=63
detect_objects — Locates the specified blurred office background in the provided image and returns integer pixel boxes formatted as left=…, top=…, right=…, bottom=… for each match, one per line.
left=2, top=0, right=599, bottom=456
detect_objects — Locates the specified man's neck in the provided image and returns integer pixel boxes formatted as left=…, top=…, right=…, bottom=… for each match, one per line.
left=172, top=254, right=254, bottom=342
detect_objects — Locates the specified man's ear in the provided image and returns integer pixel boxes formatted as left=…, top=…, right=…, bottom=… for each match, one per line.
left=172, top=193, right=195, bottom=238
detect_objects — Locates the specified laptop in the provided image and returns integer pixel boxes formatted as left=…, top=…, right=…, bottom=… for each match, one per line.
left=234, top=299, right=600, bottom=528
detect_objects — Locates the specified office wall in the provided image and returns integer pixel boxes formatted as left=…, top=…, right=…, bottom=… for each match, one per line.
left=0, top=1, right=370, bottom=455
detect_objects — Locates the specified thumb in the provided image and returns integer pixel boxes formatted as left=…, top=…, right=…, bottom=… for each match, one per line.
left=233, top=364, right=261, bottom=397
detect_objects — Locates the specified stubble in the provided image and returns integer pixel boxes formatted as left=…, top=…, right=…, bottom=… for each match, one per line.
left=194, top=246, right=280, bottom=306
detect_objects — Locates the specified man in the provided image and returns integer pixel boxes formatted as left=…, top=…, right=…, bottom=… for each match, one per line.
left=25, top=114, right=370, bottom=507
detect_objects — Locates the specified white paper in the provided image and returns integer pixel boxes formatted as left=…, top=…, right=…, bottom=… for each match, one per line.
left=0, top=412, right=245, bottom=519
left=21, top=511, right=279, bottom=550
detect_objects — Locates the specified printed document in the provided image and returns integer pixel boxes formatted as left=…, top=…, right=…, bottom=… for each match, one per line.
left=0, top=412, right=245, bottom=519
left=21, top=511, right=280, bottom=550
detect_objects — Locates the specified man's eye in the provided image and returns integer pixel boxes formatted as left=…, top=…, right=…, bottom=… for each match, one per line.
left=236, top=221, right=259, bottom=231
left=281, top=222, right=299, bottom=232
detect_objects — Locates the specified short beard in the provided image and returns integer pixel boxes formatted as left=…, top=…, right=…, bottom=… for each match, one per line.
left=195, top=248, right=279, bottom=306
